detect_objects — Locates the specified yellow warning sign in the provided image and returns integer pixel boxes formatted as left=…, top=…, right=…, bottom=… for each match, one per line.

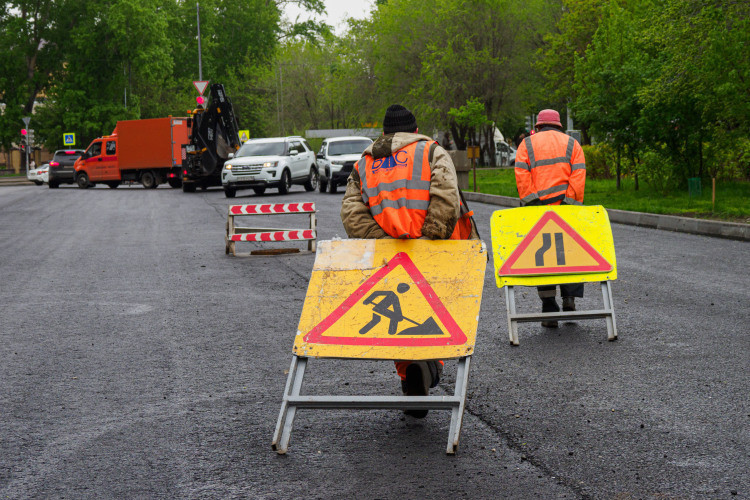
left=491, top=205, right=617, bottom=287
left=238, top=130, right=250, bottom=142
left=293, top=239, right=487, bottom=360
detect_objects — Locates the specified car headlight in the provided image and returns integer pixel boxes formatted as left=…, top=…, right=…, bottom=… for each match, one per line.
left=331, top=160, right=346, bottom=165
left=225, top=164, right=233, bottom=170
left=263, top=161, right=278, bottom=168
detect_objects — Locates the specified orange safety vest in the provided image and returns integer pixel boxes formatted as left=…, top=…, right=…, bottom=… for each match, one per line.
left=357, top=140, right=473, bottom=239
left=514, top=130, right=586, bottom=206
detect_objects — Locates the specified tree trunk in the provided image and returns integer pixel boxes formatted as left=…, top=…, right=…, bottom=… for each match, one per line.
left=449, top=122, right=466, bottom=150
left=616, top=144, right=621, bottom=190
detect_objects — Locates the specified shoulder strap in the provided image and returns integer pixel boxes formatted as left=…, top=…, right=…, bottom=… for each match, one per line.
left=427, top=140, right=482, bottom=241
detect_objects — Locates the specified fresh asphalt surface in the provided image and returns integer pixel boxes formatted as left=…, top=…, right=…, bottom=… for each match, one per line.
left=1, top=183, right=747, bottom=499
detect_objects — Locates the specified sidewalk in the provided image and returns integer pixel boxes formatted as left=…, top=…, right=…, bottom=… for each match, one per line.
left=464, top=191, right=750, bottom=242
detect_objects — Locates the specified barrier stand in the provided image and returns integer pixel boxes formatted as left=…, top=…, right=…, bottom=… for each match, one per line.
left=225, top=202, right=316, bottom=256
left=271, top=239, right=487, bottom=455
left=490, top=205, right=618, bottom=345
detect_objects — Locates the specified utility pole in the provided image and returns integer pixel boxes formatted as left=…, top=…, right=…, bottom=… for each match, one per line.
left=197, top=3, right=203, bottom=80
left=22, top=116, right=31, bottom=175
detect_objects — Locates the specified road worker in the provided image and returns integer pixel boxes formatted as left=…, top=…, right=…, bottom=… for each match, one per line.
left=514, top=109, right=586, bottom=327
left=341, top=104, right=479, bottom=418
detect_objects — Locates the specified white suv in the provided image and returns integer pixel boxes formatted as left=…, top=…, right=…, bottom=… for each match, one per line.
left=316, top=136, right=373, bottom=193
left=221, top=136, right=318, bottom=198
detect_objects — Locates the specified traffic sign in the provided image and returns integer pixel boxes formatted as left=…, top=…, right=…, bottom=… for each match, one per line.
left=491, top=205, right=617, bottom=288
left=293, top=239, right=487, bottom=360
left=193, top=80, right=209, bottom=95
left=22, top=116, right=31, bottom=127
left=63, top=133, right=76, bottom=146
left=238, top=129, right=250, bottom=142
left=499, top=210, right=611, bottom=276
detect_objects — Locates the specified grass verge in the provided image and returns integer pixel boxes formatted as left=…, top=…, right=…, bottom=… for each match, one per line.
left=472, top=168, right=750, bottom=222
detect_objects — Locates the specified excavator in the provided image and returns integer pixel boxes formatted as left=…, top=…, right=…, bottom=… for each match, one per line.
left=181, top=83, right=242, bottom=192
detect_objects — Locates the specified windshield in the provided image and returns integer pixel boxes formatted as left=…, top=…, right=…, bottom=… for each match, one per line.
left=328, top=140, right=371, bottom=156
left=54, top=150, right=83, bottom=160
left=237, top=141, right=285, bottom=157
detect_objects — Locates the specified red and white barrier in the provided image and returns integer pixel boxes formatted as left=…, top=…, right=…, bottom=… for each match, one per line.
left=229, top=203, right=315, bottom=215
left=226, top=203, right=317, bottom=256
left=229, top=230, right=315, bottom=242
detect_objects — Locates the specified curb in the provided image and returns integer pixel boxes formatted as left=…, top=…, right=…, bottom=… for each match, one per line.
left=0, top=178, right=33, bottom=186
left=464, top=192, right=750, bottom=242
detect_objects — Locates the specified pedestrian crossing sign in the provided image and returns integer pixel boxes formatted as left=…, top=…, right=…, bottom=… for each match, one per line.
left=63, top=133, right=76, bottom=146
left=293, top=239, right=487, bottom=360
left=491, top=205, right=617, bottom=287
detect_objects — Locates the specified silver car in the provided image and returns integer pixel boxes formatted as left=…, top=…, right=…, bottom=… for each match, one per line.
left=316, top=136, right=373, bottom=194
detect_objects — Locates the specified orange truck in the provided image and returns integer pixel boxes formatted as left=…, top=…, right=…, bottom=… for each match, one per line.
left=74, top=117, right=190, bottom=189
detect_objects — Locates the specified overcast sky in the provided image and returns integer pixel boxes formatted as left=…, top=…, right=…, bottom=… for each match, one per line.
left=282, top=0, right=374, bottom=34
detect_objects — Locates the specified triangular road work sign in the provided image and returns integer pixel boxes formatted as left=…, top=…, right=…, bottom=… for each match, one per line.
left=499, top=211, right=612, bottom=276
left=193, top=80, right=209, bottom=95
left=304, top=252, right=467, bottom=347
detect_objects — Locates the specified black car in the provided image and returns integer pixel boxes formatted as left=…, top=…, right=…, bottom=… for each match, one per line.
left=48, top=149, right=85, bottom=188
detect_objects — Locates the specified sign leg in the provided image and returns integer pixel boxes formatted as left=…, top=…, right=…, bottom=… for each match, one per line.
left=446, top=357, right=471, bottom=455
left=227, top=214, right=236, bottom=256
left=272, top=356, right=307, bottom=454
left=601, top=281, right=618, bottom=341
left=309, top=212, right=316, bottom=252
left=505, top=286, right=519, bottom=345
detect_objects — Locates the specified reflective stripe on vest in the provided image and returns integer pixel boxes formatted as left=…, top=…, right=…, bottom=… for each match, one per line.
left=358, top=140, right=433, bottom=238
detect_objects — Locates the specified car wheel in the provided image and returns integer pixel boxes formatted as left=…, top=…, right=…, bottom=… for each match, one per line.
left=304, top=167, right=319, bottom=192
left=182, top=182, right=196, bottom=193
left=168, top=178, right=181, bottom=188
left=141, top=171, right=157, bottom=189
left=107, top=181, right=120, bottom=189
left=253, top=187, right=266, bottom=196
left=34, top=180, right=43, bottom=186
left=278, top=169, right=292, bottom=194
left=76, top=172, right=90, bottom=189
left=318, top=176, right=328, bottom=193
left=48, top=181, right=59, bottom=189
left=328, top=179, right=338, bottom=194
left=224, top=187, right=236, bottom=198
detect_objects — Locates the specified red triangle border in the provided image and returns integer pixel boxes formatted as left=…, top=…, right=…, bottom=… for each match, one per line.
left=304, top=252, right=467, bottom=347
left=499, top=211, right=612, bottom=276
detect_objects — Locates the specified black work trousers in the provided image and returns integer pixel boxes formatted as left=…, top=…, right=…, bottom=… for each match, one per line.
left=537, top=283, right=584, bottom=299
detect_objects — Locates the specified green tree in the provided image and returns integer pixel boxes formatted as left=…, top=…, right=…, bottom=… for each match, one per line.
left=0, top=0, right=74, bottom=163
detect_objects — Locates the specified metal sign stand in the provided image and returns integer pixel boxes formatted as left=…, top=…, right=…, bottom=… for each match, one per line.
left=272, top=355, right=472, bottom=455
left=504, top=280, right=617, bottom=345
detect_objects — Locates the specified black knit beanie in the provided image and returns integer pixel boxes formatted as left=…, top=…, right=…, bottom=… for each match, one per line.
left=383, top=104, right=417, bottom=134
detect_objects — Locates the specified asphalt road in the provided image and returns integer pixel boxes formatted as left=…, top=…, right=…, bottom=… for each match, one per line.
left=1, top=183, right=748, bottom=499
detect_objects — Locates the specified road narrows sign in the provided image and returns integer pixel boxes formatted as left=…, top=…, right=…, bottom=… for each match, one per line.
left=499, top=210, right=611, bottom=276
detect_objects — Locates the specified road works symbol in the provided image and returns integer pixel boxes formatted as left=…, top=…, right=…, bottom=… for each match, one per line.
left=304, top=252, right=467, bottom=347
left=500, top=211, right=612, bottom=276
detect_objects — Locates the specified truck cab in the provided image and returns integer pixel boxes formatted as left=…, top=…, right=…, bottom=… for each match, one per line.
left=74, top=136, right=120, bottom=188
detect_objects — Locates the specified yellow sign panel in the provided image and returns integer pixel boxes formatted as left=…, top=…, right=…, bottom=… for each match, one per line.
left=293, top=239, right=487, bottom=360
left=491, top=205, right=617, bottom=287
left=238, top=130, right=250, bottom=142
